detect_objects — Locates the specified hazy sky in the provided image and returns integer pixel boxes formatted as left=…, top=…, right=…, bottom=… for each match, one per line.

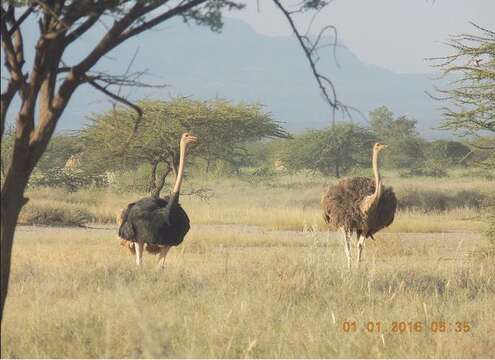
left=228, top=0, right=494, bottom=74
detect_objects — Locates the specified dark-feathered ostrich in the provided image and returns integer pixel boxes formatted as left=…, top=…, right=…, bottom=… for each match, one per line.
left=117, top=133, right=197, bottom=267
left=322, top=142, right=397, bottom=269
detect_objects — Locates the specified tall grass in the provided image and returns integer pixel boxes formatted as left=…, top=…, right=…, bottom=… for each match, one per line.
left=1, top=226, right=493, bottom=358
left=20, top=172, right=493, bottom=232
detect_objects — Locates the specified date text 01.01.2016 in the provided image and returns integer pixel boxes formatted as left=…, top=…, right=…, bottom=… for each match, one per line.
left=342, top=320, right=471, bottom=333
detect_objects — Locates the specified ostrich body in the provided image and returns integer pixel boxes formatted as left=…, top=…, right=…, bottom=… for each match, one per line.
left=118, top=133, right=197, bottom=267
left=321, top=143, right=397, bottom=268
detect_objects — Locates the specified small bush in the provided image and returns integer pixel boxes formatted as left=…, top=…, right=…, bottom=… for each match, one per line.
left=459, top=169, right=495, bottom=180
left=108, top=169, right=149, bottom=194
left=19, top=203, right=92, bottom=226
left=29, top=168, right=108, bottom=192
left=399, top=189, right=491, bottom=211
left=399, top=164, right=448, bottom=178
left=251, top=167, right=276, bottom=177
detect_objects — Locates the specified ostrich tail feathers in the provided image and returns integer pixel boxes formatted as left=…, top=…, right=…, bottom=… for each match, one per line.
left=120, top=239, right=136, bottom=255
left=146, top=244, right=161, bottom=254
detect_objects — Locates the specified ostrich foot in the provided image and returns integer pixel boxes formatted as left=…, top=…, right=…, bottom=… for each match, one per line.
left=156, top=246, right=171, bottom=270
left=356, top=235, right=366, bottom=268
left=156, top=257, right=166, bottom=270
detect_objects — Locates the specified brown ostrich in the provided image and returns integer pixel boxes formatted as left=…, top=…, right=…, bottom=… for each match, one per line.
left=321, top=142, right=397, bottom=269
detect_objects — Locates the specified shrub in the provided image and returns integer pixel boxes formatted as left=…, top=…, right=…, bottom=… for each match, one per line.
left=398, top=189, right=491, bottom=211
left=251, top=167, right=276, bottom=177
left=399, top=161, right=448, bottom=178
left=29, top=168, right=108, bottom=192
left=19, top=203, right=92, bottom=226
left=459, top=169, right=495, bottom=180
left=108, top=168, right=149, bottom=194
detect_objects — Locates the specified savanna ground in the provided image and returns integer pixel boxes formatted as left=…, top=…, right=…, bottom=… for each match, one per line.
left=1, top=171, right=495, bottom=358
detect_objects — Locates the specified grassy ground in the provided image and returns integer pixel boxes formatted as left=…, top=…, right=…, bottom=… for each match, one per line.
left=3, top=171, right=494, bottom=357
left=1, top=225, right=494, bottom=358
left=19, top=171, right=494, bottom=232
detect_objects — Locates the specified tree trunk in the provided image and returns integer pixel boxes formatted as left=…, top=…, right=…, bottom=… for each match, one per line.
left=0, top=161, right=32, bottom=323
left=149, top=159, right=173, bottom=198
left=0, top=74, right=78, bottom=323
left=148, top=160, right=159, bottom=194
left=150, top=166, right=172, bottom=199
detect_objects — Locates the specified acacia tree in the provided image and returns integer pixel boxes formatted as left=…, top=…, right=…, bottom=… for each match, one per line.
left=431, top=23, right=495, bottom=135
left=0, top=0, right=340, bottom=322
left=82, top=98, right=288, bottom=195
left=429, top=23, right=495, bottom=169
left=280, top=123, right=375, bottom=177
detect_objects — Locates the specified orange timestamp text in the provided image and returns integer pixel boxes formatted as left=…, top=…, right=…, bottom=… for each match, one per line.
left=342, top=320, right=471, bottom=333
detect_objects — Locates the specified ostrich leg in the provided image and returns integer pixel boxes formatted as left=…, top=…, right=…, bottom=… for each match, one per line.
left=135, top=241, right=144, bottom=266
left=157, top=246, right=171, bottom=269
left=340, top=228, right=351, bottom=270
left=356, top=234, right=366, bottom=267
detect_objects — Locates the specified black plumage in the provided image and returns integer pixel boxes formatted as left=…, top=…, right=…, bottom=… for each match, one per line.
left=118, top=192, right=190, bottom=247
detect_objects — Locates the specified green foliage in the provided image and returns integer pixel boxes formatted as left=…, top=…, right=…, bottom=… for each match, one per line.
left=19, top=203, right=92, bottom=227
left=82, top=98, right=288, bottom=178
left=2, top=132, right=83, bottom=179
left=398, top=189, right=491, bottom=211
left=29, top=168, right=108, bottom=192
left=399, top=160, right=448, bottom=178
left=467, top=136, right=495, bottom=168
left=37, top=134, right=84, bottom=172
left=278, top=123, right=375, bottom=177
left=433, top=23, right=495, bottom=135
left=185, top=1, right=245, bottom=32
left=369, top=106, right=425, bottom=168
left=108, top=166, right=155, bottom=194
left=426, top=140, right=471, bottom=166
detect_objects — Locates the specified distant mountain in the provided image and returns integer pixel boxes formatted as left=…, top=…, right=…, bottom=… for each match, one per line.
left=4, top=17, right=446, bottom=138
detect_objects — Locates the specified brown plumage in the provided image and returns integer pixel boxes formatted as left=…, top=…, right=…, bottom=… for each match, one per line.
left=321, top=142, right=397, bottom=268
left=322, top=177, right=397, bottom=238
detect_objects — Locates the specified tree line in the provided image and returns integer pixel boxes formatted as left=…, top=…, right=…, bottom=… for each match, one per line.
left=268, top=106, right=492, bottom=178
left=2, top=101, right=492, bottom=193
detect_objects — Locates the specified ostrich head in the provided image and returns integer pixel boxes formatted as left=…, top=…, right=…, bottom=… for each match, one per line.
left=180, top=132, right=198, bottom=150
left=373, top=142, right=388, bottom=153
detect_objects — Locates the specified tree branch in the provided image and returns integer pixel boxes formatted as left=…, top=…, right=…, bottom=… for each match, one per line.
left=118, top=0, right=209, bottom=43
left=272, top=0, right=341, bottom=121
left=86, top=78, right=143, bottom=135
left=1, top=17, right=25, bottom=85
left=6, top=5, right=36, bottom=36
left=64, top=9, right=105, bottom=45
left=87, top=78, right=143, bottom=124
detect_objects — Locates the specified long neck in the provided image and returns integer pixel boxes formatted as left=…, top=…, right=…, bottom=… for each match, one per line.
left=172, top=146, right=187, bottom=194
left=369, top=148, right=383, bottom=208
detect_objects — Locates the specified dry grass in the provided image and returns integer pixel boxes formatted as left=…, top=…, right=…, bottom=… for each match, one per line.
left=1, top=225, right=494, bottom=358
left=21, top=172, right=493, bottom=233
left=4, top=172, right=493, bottom=357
